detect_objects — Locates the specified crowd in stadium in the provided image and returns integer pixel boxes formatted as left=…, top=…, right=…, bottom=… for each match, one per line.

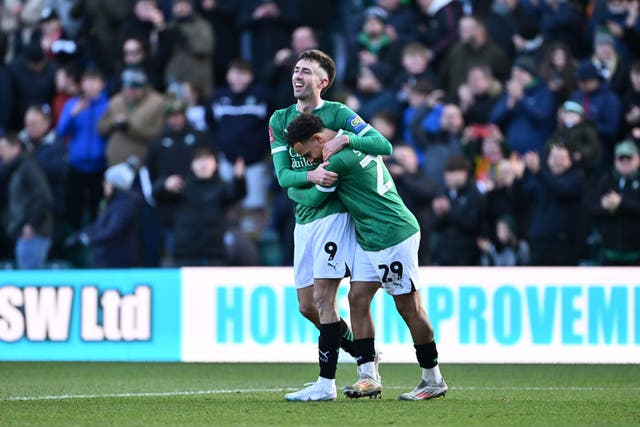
left=0, top=0, right=639, bottom=268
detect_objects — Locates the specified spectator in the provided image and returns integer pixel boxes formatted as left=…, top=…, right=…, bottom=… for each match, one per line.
left=483, top=157, right=526, bottom=241
left=68, top=0, right=131, bottom=77
left=207, top=59, right=270, bottom=235
left=478, top=214, right=530, bottom=266
left=393, top=42, right=442, bottom=105
left=158, top=0, right=215, bottom=98
left=570, top=60, right=623, bottom=163
left=456, top=64, right=503, bottom=125
left=0, top=33, right=13, bottom=131
left=145, top=95, right=211, bottom=265
left=111, top=37, right=163, bottom=94
left=592, top=140, right=640, bottom=265
left=352, top=62, right=401, bottom=122
left=539, top=41, right=577, bottom=104
left=622, top=61, right=640, bottom=136
left=98, top=68, right=165, bottom=166
left=374, top=0, right=420, bottom=46
left=424, top=103, right=465, bottom=192
left=198, top=0, right=242, bottom=85
left=236, top=1, right=302, bottom=72
left=0, top=0, right=43, bottom=61
left=65, top=158, right=141, bottom=268
left=490, top=56, right=556, bottom=155
left=518, top=143, right=585, bottom=265
left=57, top=68, right=109, bottom=229
left=385, top=143, right=437, bottom=264
left=546, top=100, right=601, bottom=178
left=0, top=134, right=53, bottom=269
left=119, top=0, right=165, bottom=55
left=401, top=78, right=445, bottom=168
left=153, top=146, right=247, bottom=266
left=539, top=0, right=587, bottom=58
left=511, top=19, right=545, bottom=63
left=354, top=6, right=401, bottom=71
left=486, top=0, right=537, bottom=59
left=51, top=63, right=80, bottom=125
left=439, top=15, right=510, bottom=96
left=371, top=110, right=401, bottom=144
left=8, top=41, right=56, bottom=131
left=19, top=105, right=67, bottom=223
left=263, top=26, right=319, bottom=110
left=431, top=155, right=484, bottom=265
left=415, top=0, right=463, bottom=65
left=33, top=7, right=80, bottom=65
left=466, top=123, right=509, bottom=193
left=591, top=30, right=631, bottom=96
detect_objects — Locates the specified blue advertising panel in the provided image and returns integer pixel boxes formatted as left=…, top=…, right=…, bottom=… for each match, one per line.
left=0, top=269, right=181, bottom=361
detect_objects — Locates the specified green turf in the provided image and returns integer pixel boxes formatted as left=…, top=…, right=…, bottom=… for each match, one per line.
left=0, top=363, right=638, bottom=426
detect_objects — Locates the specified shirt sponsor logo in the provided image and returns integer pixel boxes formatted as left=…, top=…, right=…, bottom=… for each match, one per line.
left=348, top=115, right=367, bottom=133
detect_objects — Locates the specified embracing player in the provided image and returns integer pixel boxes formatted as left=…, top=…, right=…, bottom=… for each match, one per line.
left=269, top=49, right=389, bottom=401
left=286, top=113, right=448, bottom=401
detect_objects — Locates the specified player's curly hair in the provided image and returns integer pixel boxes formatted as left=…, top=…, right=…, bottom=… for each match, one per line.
left=285, top=113, right=323, bottom=147
left=298, top=49, right=336, bottom=94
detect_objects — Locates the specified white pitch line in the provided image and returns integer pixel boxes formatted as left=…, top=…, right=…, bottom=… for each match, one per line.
left=4, top=386, right=640, bottom=402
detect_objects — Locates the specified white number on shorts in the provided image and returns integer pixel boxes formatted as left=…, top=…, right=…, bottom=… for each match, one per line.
left=359, top=155, right=393, bottom=196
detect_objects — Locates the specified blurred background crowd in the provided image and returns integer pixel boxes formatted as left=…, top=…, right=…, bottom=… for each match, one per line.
left=0, top=0, right=639, bottom=269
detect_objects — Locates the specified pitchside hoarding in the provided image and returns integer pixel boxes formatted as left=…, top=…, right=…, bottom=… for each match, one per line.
left=181, top=267, right=640, bottom=363
left=1, top=267, right=638, bottom=363
left=0, top=269, right=181, bottom=361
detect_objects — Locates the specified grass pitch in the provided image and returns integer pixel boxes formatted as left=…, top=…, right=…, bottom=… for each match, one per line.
left=1, top=362, right=638, bottom=426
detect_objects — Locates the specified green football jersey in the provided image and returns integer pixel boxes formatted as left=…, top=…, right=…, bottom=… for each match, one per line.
left=288, top=148, right=419, bottom=251
left=269, top=100, right=392, bottom=224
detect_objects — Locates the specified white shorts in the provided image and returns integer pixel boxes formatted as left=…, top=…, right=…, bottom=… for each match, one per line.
left=363, top=232, right=421, bottom=296
left=293, top=212, right=355, bottom=288
left=219, top=156, right=268, bottom=209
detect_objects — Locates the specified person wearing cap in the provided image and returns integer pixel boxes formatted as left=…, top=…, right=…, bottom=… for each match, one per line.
left=65, top=158, right=141, bottom=268
left=489, top=55, right=556, bottom=155
left=344, top=5, right=399, bottom=88
left=98, top=67, right=165, bottom=166
left=569, top=59, right=622, bottom=160
left=0, top=133, right=54, bottom=269
left=592, top=139, right=640, bottom=265
left=545, top=100, right=601, bottom=177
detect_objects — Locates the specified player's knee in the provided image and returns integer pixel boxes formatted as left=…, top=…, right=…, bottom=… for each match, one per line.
left=298, top=300, right=317, bottom=320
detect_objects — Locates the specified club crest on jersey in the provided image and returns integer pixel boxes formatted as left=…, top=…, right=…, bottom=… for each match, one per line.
left=347, top=114, right=367, bottom=133
left=269, top=126, right=275, bottom=144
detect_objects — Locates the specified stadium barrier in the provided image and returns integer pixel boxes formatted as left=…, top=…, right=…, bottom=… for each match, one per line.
left=1, top=267, right=638, bottom=363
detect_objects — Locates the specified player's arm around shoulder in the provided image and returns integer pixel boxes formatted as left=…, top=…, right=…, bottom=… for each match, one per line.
left=334, top=105, right=392, bottom=156
left=287, top=155, right=345, bottom=208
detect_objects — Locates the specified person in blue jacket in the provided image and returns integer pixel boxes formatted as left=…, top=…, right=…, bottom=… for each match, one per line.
left=56, top=68, right=109, bottom=229
left=490, top=56, right=557, bottom=156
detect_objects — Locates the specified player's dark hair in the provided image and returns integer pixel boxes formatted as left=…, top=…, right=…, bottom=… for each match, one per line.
left=285, top=113, right=323, bottom=147
left=298, top=49, right=336, bottom=93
